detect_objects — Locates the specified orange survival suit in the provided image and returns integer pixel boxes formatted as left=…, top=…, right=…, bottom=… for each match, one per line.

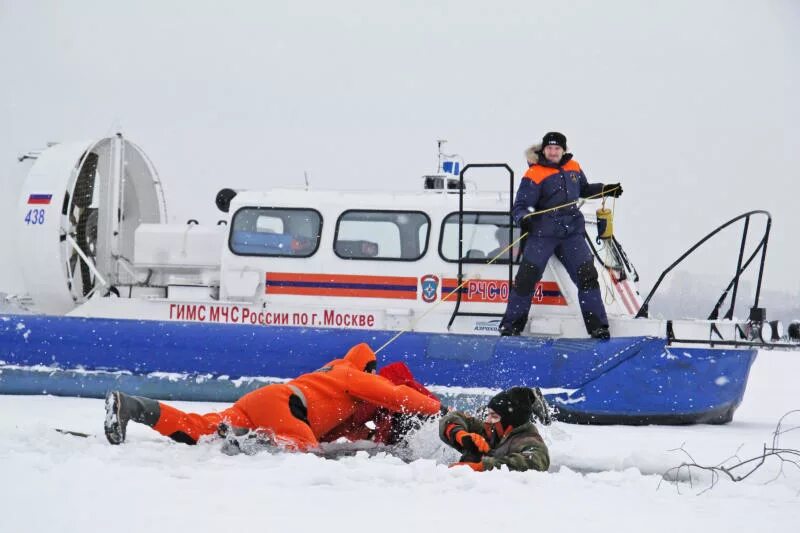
left=320, top=360, right=439, bottom=444
left=152, top=343, right=441, bottom=450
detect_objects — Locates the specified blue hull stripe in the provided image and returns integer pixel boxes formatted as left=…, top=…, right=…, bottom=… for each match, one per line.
left=0, top=314, right=757, bottom=421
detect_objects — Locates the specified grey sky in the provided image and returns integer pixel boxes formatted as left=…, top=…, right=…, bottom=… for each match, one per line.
left=1, top=0, right=798, bottom=310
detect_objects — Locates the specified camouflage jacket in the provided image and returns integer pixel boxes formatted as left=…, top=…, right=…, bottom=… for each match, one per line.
left=439, top=411, right=550, bottom=472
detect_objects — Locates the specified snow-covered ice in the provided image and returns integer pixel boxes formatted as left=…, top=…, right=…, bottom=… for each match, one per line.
left=1, top=351, right=798, bottom=532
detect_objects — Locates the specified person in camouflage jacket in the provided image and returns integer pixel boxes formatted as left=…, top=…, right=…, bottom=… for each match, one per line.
left=440, top=387, right=551, bottom=472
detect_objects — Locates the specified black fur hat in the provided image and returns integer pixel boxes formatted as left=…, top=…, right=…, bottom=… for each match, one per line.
left=488, top=387, right=537, bottom=427
left=542, top=131, right=567, bottom=150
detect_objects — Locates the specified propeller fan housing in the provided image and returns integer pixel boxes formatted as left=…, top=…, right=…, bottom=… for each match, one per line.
left=16, top=135, right=166, bottom=314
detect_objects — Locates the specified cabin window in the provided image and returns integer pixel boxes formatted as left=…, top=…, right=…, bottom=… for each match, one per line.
left=439, top=212, right=521, bottom=264
left=334, top=210, right=430, bottom=261
left=229, top=207, right=322, bottom=257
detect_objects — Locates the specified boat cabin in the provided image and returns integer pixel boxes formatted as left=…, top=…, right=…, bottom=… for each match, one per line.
left=122, top=182, right=641, bottom=337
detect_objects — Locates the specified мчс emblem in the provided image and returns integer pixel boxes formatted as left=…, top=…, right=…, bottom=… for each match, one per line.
left=420, top=274, right=439, bottom=303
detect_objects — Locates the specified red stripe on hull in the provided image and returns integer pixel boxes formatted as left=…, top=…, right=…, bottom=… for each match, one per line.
left=266, top=285, right=417, bottom=299
left=266, top=272, right=416, bottom=285
left=442, top=278, right=567, bottom=306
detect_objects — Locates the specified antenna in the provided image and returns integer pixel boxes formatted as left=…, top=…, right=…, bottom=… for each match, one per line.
left=107, top=119, right=124, bottom=137
left=304, top=171, right=310, bottom=190
left=437, top=139, right=447, bottom=173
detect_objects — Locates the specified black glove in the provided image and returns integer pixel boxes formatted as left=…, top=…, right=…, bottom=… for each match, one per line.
left=602, top=183, right=623, bottom=198
left=518, top=216, right=534, bottom=235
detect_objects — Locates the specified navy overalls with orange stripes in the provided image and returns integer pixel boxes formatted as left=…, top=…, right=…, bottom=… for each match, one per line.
left=499, top=153, right=609, bottom=336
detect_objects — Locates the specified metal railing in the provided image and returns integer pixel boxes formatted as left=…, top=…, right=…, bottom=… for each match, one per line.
left=446, top=164, right=514, bottom=330
left=636, top=210, right=771, bottom=320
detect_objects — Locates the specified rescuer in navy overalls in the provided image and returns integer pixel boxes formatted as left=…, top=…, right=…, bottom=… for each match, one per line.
left=499, top=132, right=622, bottom=338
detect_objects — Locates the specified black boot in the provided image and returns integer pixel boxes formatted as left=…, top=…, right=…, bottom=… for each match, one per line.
left=499, top=315, right=527, bottom=337
left=530, top=387, right=552, bottom=425
left=499, top=327, right=516, bottom=337
left=104, top=391, right=161, bottom=445
left=583, top=311, right=610, bottom=340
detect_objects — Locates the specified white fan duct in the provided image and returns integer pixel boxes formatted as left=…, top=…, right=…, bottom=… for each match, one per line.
left=16, top=134, right=166, bottom=314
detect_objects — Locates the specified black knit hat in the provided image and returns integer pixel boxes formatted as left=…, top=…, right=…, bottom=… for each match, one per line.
left=488, top=387, right=537, bottom=427
left=542, top=131, right=567, bottom=151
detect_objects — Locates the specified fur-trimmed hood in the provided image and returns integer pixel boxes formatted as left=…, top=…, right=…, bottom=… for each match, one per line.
left=524, top=143, right=543, bottom=165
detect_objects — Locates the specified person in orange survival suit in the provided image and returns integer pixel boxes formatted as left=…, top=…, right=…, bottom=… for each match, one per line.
left=104, top=343, right=442, bottom=450
left=320, top=361, right=440, bottom=445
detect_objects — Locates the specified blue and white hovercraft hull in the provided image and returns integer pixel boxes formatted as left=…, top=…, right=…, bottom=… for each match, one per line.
left=0, top=314, right=757, bottom=424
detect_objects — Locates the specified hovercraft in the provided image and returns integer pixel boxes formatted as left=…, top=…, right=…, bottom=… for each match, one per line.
left=2, top=135, right=796, bottom=424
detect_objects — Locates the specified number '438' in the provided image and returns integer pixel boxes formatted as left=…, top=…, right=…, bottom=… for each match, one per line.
left=24, top=209, right=46, bottom=225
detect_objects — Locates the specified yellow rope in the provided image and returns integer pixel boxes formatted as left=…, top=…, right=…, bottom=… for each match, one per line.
left=374, top=186, right=621, bottom=354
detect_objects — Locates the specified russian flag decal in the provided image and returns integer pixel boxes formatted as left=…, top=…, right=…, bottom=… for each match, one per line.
left=27, top=194, right=53, bottom=205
